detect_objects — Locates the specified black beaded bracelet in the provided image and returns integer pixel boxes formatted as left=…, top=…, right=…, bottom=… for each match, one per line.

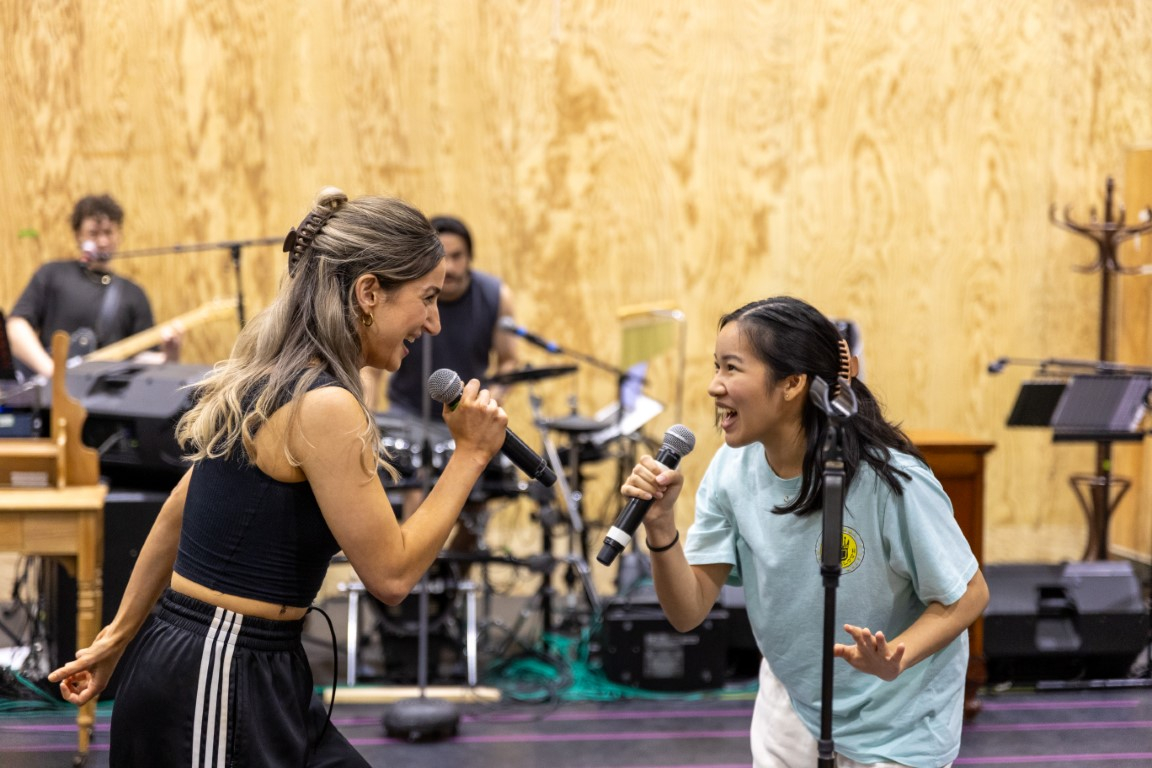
left=646, top=530, right=679, bottom=553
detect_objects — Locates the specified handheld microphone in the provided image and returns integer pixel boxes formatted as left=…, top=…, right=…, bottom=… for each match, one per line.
left=596, top=425, right=696, bottom=566
left=498, top=316, right=562, bottom=354
left=427, top=368, right=557, bottom=487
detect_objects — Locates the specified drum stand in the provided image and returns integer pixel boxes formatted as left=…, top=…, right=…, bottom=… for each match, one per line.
left=496, top=392, right=601, bottom=648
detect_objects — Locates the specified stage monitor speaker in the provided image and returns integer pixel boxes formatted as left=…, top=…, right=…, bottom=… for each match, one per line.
left=64, top=362, right=209, bottom=487
left=601, top=605, right=729, bottom=691
left=612, top=575, right=758, bottom=682
left=983, top=562, right=1148, bottom=684
left=46, top=489, right=167, bottom=698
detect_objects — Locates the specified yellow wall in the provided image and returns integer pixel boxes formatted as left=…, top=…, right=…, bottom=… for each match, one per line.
left=3, top=1, right=1152, bottom=567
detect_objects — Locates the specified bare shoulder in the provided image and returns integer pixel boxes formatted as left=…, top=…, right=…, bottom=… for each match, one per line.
left=296, top=384, right=367, bottom=433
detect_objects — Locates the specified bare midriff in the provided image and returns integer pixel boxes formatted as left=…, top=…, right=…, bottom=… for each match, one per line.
left=171, top=572, right=309, bottom=621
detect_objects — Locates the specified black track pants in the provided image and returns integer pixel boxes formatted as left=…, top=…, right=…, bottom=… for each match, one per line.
left=109, top=589, right=369, bottom=767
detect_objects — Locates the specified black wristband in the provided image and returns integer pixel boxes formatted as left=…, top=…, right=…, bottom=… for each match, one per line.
left=645, top=530, right=679, bottom=553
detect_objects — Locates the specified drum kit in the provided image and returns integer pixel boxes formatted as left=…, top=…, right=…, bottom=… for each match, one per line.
left=357, top=362, right=664, bottom=684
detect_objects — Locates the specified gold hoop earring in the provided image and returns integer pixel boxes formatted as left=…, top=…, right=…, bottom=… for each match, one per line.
left=360, top=312, right=374, bottom=327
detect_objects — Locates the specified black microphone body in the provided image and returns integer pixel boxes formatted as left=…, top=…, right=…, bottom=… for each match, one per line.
left=597, top=425, right=695, bottom=566
left=497, top=429, right=557, bottom=486
left=427, top=368, right=557, bottom=487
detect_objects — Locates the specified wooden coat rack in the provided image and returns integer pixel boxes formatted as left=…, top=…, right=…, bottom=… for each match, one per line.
left=1049, top=177, right=1152, bottom=560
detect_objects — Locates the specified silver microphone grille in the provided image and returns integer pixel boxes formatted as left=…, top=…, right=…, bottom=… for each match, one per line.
left=427, top=368, right=463, bottom=404
left=664, top=424, right=696, bottom=456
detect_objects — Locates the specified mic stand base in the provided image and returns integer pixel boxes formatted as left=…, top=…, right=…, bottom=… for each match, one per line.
left=381, top=696, right=460, bottom=742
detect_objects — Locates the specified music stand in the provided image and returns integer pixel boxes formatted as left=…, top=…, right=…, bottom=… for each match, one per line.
left=1005, top=380, right=1066, bottom=428
left=1006, top=373, right=1151, bottom=560
left=1049, top=375, right=1150, bottom=443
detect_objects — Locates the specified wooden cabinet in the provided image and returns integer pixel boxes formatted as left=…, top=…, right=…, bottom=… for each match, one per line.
left=907, top=429, right=995, bottom=719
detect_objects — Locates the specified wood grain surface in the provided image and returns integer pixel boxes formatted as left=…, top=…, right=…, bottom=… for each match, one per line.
left=2, top=0, right=1151, bottom=568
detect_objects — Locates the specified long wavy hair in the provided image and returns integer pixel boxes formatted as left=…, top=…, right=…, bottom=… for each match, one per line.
left=720, top=296, right=922, bottom=516
left=176, top=187, right=444, bottom=475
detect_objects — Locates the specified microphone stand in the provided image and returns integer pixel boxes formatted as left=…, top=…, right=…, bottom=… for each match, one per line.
left=809, top=377, right=858, bottom=768
left=114, top=236, right=283, bottom=328
left=987, top=355, right=1152, bottom=378
left=382, top=334, right=461, bottom=740
left=505, top=326, right=649, bottom=561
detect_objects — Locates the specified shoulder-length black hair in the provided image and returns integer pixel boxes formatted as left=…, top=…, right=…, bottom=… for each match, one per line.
left=720, top=296, right=922, bottom=515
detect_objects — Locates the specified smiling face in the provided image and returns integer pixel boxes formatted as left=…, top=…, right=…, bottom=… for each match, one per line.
left=708, top=320, right=804, bottom=451
left=357, top=260, right=446, bottom=372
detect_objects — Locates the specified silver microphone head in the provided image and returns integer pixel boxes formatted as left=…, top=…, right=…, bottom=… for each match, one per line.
left=664, top=424, right=696, bottom=456
left=427, top=368, right=463, bottom=404
left=498, top=316, right=518, bottom=332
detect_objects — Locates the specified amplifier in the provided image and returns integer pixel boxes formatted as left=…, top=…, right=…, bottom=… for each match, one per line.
left=601, top=605, right=729, bottom=691
left=612, top=578, right=759, bottom=683
left=0, top=379, right=46, bottom=437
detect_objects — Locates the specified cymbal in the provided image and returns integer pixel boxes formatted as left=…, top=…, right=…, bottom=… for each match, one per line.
left=540, top=414, right=604, bottom=433
left=486, top=365, right=577, bottom=386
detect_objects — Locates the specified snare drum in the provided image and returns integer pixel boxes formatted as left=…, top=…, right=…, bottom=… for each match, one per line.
left=376, top=412, right=523, bottom=498
left=428, top=437, right=526, bottom=501
left=375, top=412, right=451, bottom=487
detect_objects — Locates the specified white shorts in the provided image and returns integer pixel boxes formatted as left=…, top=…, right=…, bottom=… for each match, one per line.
left=750, top=658, right=952, bottom=768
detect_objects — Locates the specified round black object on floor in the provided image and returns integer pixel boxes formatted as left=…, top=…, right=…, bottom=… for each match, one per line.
left=382, top=697, right=460, bottom=742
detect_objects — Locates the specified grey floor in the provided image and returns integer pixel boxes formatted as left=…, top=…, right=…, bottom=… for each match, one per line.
left=5, top=683, right=1152, bottom=766
left=4, top=582, right=1152, bottom=767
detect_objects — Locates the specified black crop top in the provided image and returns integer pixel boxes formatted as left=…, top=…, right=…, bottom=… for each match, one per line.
left=173, top=373, right=343, bottom=607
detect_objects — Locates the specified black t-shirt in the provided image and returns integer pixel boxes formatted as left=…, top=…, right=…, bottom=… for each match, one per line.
left=10, top=260, right=155, bottom=350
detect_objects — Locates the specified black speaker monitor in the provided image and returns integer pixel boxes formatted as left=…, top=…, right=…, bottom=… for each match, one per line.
left=601, top=605, right=729, bottom=691
left=64, top=361, right=209, bottom=487
left=983, top=562, right=1148, bottom=684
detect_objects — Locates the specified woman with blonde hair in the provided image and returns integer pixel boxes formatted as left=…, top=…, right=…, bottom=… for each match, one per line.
left=49, top=187, right=508, bottom=766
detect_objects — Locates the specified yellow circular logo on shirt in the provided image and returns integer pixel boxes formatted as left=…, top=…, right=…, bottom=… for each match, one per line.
left=815, top=526, right=864, bottom=574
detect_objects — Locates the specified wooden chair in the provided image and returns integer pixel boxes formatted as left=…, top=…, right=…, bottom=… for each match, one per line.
left=0, top=331, right=107, bottom=764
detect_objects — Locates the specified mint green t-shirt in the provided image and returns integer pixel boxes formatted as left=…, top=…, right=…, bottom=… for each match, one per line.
left=684, top=445, right=976, bottom=767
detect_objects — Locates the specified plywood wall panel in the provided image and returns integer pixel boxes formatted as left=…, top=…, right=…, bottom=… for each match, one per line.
left=2, top=0, right=1152, bottom=566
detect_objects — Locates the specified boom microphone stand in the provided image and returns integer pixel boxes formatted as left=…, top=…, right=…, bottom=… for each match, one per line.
left=498, top=319, right=651, bottom=557
left=114, top=236, right=283, bottom=328
left=809, top=376, right=858, bottom=768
